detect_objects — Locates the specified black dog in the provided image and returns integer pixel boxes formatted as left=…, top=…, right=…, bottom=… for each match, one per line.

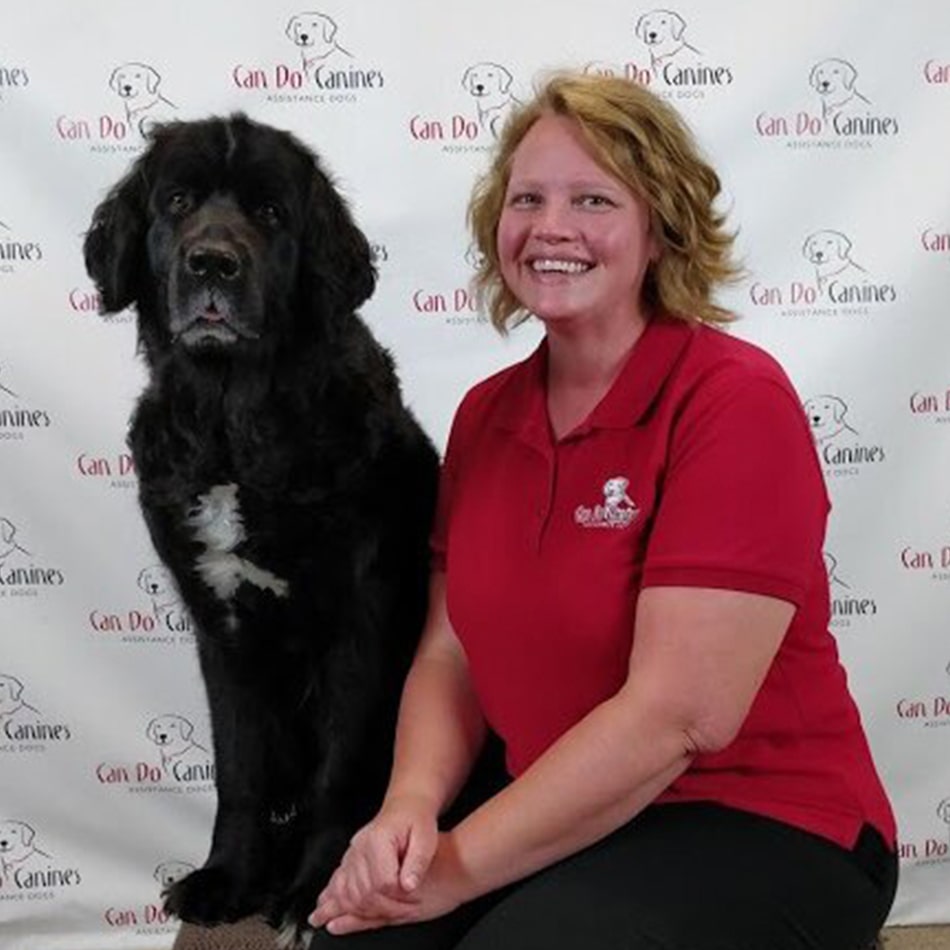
left=84, top=114, right=439, bottom=945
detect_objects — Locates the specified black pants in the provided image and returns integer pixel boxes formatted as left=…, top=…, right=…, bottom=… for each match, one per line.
left=308, top=802, right=897, bottom=950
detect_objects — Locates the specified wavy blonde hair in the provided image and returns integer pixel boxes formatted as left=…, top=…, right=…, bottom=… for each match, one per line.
left=468, top=71, right=741, bottom=332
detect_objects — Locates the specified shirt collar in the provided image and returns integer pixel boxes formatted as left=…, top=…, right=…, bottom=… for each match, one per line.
left=494, top=314, right=697, bottom=445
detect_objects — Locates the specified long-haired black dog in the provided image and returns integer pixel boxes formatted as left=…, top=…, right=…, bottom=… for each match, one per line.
left=84, top=114, right=439, bottom=945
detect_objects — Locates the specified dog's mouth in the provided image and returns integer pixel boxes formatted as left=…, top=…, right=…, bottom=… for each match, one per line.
left=173, top=289, right=260, bottom=347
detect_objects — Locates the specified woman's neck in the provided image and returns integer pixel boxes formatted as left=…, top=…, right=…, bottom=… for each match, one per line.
left=544, top=312, right=650, bottom=438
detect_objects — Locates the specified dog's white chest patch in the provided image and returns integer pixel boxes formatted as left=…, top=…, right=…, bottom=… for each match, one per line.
left=187, top=484, right=289, bottom=601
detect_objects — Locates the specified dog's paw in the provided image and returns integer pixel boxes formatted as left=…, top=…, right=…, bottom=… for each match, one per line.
left=163, top=865, right=256, bottom=925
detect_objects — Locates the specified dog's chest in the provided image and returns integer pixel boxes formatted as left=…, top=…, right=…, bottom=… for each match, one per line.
left=186, top=483, right=289, bottom=604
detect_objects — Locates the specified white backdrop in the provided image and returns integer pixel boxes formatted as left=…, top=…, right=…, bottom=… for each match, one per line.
left=2, top=2, right=949, bottom=947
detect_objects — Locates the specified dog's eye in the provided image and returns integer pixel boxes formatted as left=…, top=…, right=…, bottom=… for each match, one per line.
left=256, top=203, right=282, bottom=226
left=167, top=191, right=193, bottom=215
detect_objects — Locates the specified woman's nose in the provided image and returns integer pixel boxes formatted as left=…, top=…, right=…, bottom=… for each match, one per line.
left=532, top=200, right=575, bottom=240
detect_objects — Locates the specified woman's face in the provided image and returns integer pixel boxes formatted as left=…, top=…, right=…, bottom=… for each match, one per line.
left=497, top=113, right=658, bottom=333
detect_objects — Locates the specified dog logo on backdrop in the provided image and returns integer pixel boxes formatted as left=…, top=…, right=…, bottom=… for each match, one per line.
left=461, top=62, right=520, bottom=138
left=937, top=798, right=950, bottom=841
left=809, top=58, right=871, bottom=121
left=802, top=230, right=867, bottom=294
left=0, top=821, right=51, bottom=884
left=0, top=364, right=18, bottom=399
left=823, top=552, right=851, bottom=589
left=635, top=9, right=702, bottom=75
left=145, top=715, right=209, bottom=771
left=464, top=241, right=486, bottom=271
left=109, top=62, right=177, bottom=136
left=137, top=564, right=182, bottom=619
left=0, top=518, right=31, bottom=566
left=285, top=11, right=353, bottom=74
left=0, top=674, right=41, bottom=726
left=154, top=860, right=196, bottom=889
left=803, top=395, right=859, bottom=445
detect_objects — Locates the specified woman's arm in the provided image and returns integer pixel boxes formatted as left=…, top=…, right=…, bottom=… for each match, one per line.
left=443, top=585, right=793, bottom=899
left=310, top=571, right=485, bottom=924
left=384, top=571, right=487, bottom=817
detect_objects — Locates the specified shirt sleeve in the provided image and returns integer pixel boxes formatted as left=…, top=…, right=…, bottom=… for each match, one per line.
left=641, top=371, right=830, bottom=606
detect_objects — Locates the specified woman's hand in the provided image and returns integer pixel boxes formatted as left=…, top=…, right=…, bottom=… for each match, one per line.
left=309, top=794, right=440, bottom=929
left=313, top=831, right=473, bottom=936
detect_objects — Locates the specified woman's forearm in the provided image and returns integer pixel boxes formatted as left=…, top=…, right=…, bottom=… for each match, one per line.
left=384, top=648, right=487, bottom=815
left=449, top=688, right=693, bottom=897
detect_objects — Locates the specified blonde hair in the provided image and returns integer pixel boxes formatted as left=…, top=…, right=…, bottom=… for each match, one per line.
left=468, top=71, right=741, bottom=332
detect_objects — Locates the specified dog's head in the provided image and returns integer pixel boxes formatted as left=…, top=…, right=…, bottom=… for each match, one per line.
left=110, top=62, right=162, bottom=101
left=137, top=564, right=176, bottom=599
left=146, top=714, right=194, bottom=750
left=83, top=114, right=375, bottom=365
left=154, top=860, right=195, bottom=887
left=286, top=12, right=339, bottom=52
left=0, top=674, right=25, bottom=715
left=803, top=394, right=849, bottom=442
left=635, top=9, right=687, bottom=47
left=803, top=230, right=852, bottom=267
left=809, top=58, right=857, bottom=97
left=0, top=820, right=36, bottom=860
left=462, top=62, right=514, bottom=100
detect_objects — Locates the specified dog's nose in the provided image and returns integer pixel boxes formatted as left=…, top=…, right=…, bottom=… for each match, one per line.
left=299, top=32, right=309, bottom=42
left=185, top=244, right=241, bottom=281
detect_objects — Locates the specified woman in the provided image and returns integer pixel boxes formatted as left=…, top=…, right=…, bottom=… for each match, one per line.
left=308, top=72, right=897, bottom=950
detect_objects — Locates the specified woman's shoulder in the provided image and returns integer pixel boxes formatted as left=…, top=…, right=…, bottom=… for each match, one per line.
left=685, top=321, right=800, bottom=398
left=454, top=347, right=541, bottom=425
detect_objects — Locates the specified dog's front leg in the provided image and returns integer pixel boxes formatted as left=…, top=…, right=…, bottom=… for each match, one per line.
left=163, top=640, right=277, bottom=925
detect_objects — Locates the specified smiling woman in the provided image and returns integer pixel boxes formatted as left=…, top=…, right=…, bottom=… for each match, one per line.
left=305, top=72, right=897, bottom=950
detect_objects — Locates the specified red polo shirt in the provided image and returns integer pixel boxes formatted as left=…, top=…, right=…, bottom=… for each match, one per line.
left=432, top=313, right=895, bottom=851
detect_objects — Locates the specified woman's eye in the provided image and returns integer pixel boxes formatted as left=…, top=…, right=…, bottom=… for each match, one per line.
left=509, top=193, right=540, bottom=207
left=577, top=194, right=613, bottom=208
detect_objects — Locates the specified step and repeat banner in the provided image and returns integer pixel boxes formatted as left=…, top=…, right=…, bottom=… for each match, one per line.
left=2, top=1, right=949, bottom=947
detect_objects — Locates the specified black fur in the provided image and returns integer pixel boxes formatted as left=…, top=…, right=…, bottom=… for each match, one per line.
left=84, top=114, right=438, bottom=940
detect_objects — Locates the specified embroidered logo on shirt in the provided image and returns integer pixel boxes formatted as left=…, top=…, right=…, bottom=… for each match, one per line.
left=574, top=476, right=639, bottom=529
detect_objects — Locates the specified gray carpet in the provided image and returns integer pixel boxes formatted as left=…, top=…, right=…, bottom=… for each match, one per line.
left=171, top=919, right=950, bottom=949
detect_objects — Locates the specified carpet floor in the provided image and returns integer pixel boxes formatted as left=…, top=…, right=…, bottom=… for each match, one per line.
left=170, top=919, right=950, bottom=949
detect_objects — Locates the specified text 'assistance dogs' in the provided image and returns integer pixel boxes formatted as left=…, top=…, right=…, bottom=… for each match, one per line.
left=84, top=114, right=439, bottom=946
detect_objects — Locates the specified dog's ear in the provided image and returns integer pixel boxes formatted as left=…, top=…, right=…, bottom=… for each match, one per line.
left=830, top=396, right=847, bottom=422
left=498, top=65, right=514, bottom=94
left=8, top=676, right=23, bottom=700
left=671, top=12, right=686, bottom=40
left=84, top=156, right=150, bottom=313
left=808, top=62, right=821, bottom=91
left=634, top=14, right=646, bottom=39
left=285, top=14, right=300, bottom=40
left=1, top=517, right=14, bottom=544
left=179, top=718, right=194, bottom=741
left=302, top=166, right=376, bottom=318
left=461, top=65, right=474, bottom=90
left=19, top=823, right=34, bottom=846
left=833, top=231, right=852, bottom=260
left=146, top=718, right=158, bottom=741
left=145, top=65, right=161, bottom=94
left=841, top=61, right=857, bottom=91
left=320, top=14, right=337, bottom=44
left=108, top=66, right=122, bottom=93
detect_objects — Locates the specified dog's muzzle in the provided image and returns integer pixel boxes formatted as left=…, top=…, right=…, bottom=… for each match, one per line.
left=169, top=208, right=263, bottom=347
